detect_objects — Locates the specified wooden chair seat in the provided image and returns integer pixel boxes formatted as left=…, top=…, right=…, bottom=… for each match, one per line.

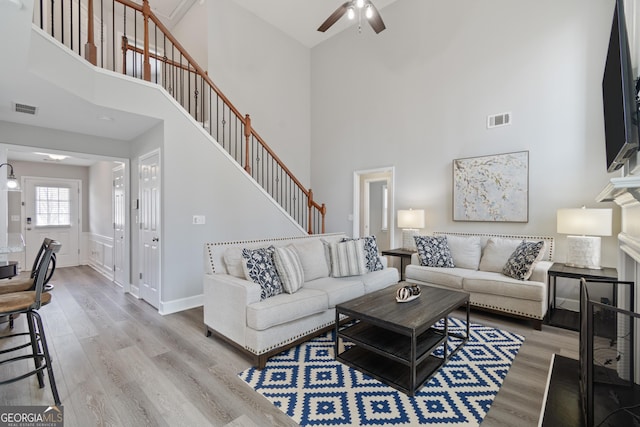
left=0, top=240, right=61, bottom=405
left=0, top=291, right=51, bottom=313
left=0, top=279, right=33, bottom=295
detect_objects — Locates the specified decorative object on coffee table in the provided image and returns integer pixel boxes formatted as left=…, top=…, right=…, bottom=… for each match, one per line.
left=396, top=284, right=420, bottom=302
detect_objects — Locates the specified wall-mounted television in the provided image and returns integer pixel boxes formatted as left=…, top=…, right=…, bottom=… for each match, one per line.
left=602, top=0, right=639, bottom=173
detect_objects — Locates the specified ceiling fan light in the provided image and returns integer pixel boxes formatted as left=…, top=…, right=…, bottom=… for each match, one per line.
left=356, top=0, right=365, bottom=8
left=347, top=6, right=355, bottom=20
left=365, top=4, right=373, bottom=18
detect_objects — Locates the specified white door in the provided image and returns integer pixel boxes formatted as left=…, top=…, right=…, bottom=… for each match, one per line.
left=113, top=165, right=126, bottom=287
left=23, top=177, right=80, bottom=269
left=139, top=151, right=161, bottom=308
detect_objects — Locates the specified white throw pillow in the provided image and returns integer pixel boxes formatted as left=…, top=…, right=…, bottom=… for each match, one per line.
left=329, top=239, right=367, bottom=277
left=445, top=235, right=482, bottom=270
left=291, top=239, right=330, bottom=282
left=223, top=247, right=246, bottom=278
left=478, top=238, right=522, bottom=273
left=273, top=246, right=304, bottom=293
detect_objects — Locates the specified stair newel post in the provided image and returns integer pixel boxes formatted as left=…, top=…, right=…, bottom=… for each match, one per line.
left=121, top=36, right=128, bottom=75
left=142, top=0, right=151, bottom=81
left=308, top=189, right=314, bottom=234
left=84, top=0, right=97, bottom=65
left=244, top=114, right=252, bottom=174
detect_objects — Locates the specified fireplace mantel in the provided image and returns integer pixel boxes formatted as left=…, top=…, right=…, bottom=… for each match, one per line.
left=596, top=175, right=640, bottom=203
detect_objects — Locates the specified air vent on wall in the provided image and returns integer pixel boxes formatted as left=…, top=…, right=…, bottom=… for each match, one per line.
left=487, top=112, right=511, bottom=129
left=13, top=103, right=38, bottom=115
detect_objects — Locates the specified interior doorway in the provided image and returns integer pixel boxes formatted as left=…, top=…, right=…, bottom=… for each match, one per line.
left=138, top=149, right=161, bottom=309
left=353, top=167, right=395, bottom=251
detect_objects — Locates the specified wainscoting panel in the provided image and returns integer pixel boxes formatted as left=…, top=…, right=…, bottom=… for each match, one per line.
left=88, top=233, right=114, bottom=281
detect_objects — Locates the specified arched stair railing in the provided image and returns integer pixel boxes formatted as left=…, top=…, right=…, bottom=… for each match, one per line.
left=32, top=0, right=326, bottom=234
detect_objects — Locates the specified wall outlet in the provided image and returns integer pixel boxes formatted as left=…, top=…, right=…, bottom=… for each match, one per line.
left=10, top=215, right=20, bottom=222
left=192, top=215, right=205, bottom=225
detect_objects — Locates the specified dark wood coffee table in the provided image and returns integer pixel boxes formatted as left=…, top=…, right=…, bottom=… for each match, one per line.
left=335, top=285, right=470, bottom=396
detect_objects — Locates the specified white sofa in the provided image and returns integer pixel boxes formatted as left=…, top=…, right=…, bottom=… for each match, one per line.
left=203, top=233, right=399, bottom=368
left=405, top=232, right=554, bottom=329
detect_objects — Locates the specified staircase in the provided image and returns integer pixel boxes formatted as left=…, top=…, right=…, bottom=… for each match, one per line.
left=31, top=0, right=325, bottom=234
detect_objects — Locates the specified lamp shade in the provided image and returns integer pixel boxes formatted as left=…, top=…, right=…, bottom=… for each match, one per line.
left=557, top=208, right=612, bottom=236
left=397, top=209, right=425, bottom=229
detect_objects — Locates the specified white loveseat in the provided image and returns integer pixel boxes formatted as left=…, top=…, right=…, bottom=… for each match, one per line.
left=203, top=233, right=399, bottom=368
left=405, top=232, right=554, bottom=329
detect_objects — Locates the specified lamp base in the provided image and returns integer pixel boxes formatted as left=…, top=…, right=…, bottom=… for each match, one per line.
left=565, top=235, right=602, bottom=270
left=402, top=229, right=419, bottom=251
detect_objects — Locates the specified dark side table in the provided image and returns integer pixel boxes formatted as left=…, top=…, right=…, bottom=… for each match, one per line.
left=380, top=248, right=416, bottom=281
left=547, top=262, right=617, bottom=330
left=0, top=261, right=18, bottom=280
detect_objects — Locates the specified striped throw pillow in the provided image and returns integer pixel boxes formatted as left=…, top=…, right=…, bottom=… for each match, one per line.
left=273, top=246, right=304, bottom=294
left=330, top=239, right=367, bottom=277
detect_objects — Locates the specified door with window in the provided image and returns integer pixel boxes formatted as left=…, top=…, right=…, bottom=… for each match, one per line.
left=23, top=177, right=80, bottom=269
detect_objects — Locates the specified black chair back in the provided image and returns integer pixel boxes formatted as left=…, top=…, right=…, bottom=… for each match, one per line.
left=32, top=240, right=61, bottom=310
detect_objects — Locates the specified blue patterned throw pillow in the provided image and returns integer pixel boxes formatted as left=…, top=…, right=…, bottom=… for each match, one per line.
left=242, top=246, right=283, bottom=300
left=414, top=235, right=455, bottom=268
left=502, top=241, right=545, bottom=280
left=357, top=236, right=384, bottom=272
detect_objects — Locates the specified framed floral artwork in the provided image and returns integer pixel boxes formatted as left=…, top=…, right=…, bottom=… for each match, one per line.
left=453, top=151, right=529, bottom=222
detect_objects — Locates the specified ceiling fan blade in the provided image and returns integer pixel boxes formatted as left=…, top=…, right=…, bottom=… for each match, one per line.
left=365, top=1, right=386, bottom=34
left=317, top=2, right=351, bottom=32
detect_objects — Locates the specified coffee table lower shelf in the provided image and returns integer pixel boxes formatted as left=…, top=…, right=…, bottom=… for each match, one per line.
left=337, top=346, right=444, bottom=395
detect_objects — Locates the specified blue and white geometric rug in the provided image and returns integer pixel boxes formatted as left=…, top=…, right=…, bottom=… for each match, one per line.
left=238, top=317, right=524, bottom=426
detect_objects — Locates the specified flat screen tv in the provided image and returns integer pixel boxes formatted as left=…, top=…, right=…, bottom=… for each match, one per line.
left=602, top=0, right=639, bottom=172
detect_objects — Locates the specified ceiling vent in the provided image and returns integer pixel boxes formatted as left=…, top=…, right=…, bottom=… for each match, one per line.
left=487, top=112, right=511, bottom=129
left=13, top=103, right=38, bottom=115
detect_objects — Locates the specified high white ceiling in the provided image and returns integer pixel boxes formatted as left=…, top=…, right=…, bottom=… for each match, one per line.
left=230, top=0, right=400, bottom=48
left=0, top=0, right=397, bottom=167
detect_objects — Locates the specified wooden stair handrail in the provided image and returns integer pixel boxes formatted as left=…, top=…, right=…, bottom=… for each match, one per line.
left=86, top=0, right=325, bottom=232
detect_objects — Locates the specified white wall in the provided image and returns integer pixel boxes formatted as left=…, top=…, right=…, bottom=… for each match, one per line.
left=172, top=0, right=208, bottom=71
left=205, top=0, right=311, bottom=188
left=311, top=0, right=621, bottom=267
left=4, top=22, right=305, bottom=313
left=89, top=161, right=117, bottom=237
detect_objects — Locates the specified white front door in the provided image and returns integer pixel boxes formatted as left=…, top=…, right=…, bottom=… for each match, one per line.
left=23, top=177, right=80, bottom=269
left=113, top=165, right=126, bottom=287
left=139, top=150, right=161, bottom=309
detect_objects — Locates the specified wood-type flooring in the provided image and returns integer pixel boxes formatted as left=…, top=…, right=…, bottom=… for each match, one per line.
left=0, top=266, right=578, bottom=426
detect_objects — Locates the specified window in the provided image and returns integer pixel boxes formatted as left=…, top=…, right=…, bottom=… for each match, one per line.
left=35, top=186, right=71, bottom=226
left=381, top=184, right=388, bottom=231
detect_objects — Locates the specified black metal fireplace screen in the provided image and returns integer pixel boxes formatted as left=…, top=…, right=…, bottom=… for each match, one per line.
left=579, top=278, right=640, bottom=427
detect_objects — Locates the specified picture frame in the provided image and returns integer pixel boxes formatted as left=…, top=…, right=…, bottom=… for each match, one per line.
left=453, top=151, right=529, bottom=222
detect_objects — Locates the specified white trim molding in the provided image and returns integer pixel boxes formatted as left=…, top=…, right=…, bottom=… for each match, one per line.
left=88, top=232, right=114, bottom=281
left=159, top=294, right=203, bottom=315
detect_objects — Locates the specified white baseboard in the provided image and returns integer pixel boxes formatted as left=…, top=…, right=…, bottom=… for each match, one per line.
left=87, top=262, right=114, bottom=281
left=129, top=284, right=140, bottom=299
left=159, top=294, right=203, bottom=315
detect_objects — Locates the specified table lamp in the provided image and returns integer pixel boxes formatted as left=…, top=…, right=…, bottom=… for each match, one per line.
left=557, top=207, right=612, bottom=269
left=397, top=209, right=425, bottom=250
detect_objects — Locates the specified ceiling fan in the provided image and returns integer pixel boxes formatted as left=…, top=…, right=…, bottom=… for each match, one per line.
left=317, top=0, right=386, bottom=34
